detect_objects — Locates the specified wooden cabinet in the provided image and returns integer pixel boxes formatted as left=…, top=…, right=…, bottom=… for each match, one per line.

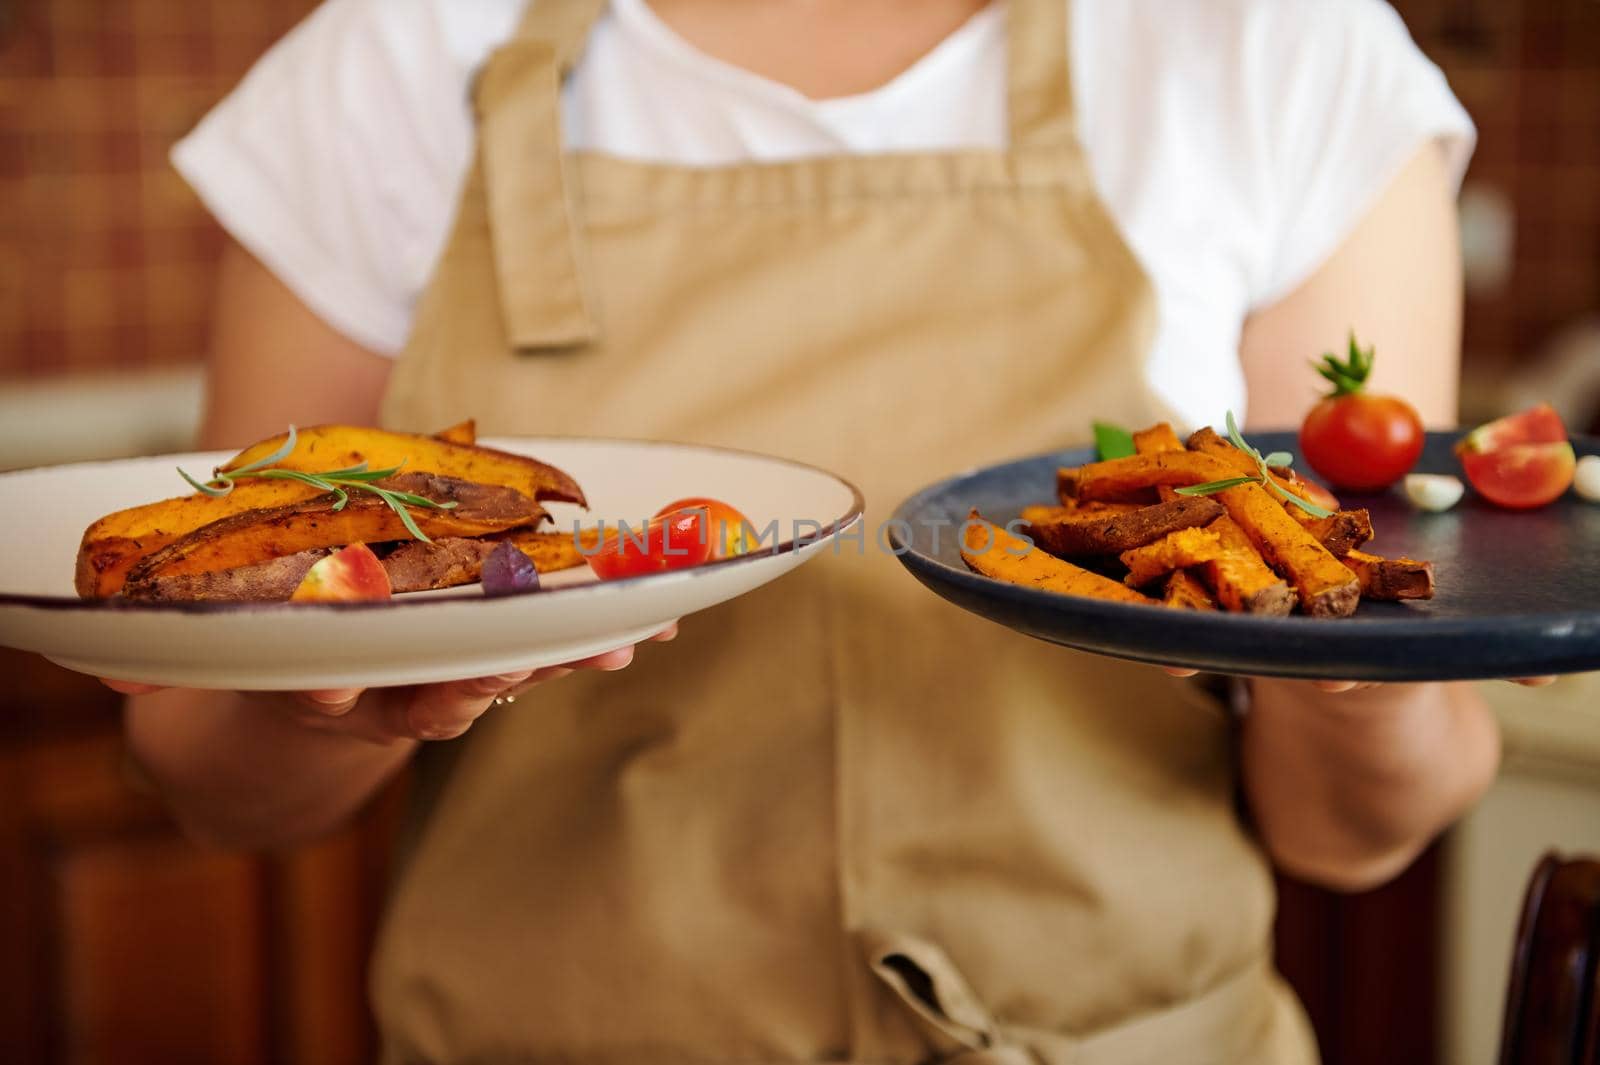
left=0, top=651, right=399, bottom=1065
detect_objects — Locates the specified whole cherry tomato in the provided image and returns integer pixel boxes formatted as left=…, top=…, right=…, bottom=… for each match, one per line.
left=1454, top=403, right=1575, bottom=510
left=654, top=497, right=757, bottom=558
left=586, top=507, right=712, bottom=580
left=1299, top=334, right=1424, bottom=492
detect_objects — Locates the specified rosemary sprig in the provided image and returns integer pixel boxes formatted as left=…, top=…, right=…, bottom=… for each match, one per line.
left=1174, top=411, right=1333, bottom=518
left=177, top=425, right=457, bottom=542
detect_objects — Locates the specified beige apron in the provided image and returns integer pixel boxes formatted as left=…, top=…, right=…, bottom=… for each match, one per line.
left=375, top=1, right=1318, bottom=1062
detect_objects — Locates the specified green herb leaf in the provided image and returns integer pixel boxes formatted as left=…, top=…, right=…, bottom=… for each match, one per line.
left=1224, top=411, right=1256, bottom=459
left=1093, top=421, right=1137, bottom=461
left=1265, top=478, right=1334, bottom=518
left=174, top=427, right=454, bottom=543
left=1203, top=411, right=1335, bottom=517
left=1174, top=476, right=1257, bottom=497
left=228, top=425, right=300, bottom=477
left=178, top=466, right=231, bottom=497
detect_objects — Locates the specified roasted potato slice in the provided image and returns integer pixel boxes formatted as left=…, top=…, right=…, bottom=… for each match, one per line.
left=1071, top=451, right=1239, bottom=502
left=1185, top=426, right=1339, bottom=514
left=1299, top=509, right=1374, bottom=558
left=960, top=510, right=1157, bottom=606
left=77, top=422, right=583, bottom=597
left=1119, top=527, right=1227, bottom=587
left=433, top=419, right=478, bottom=446
left=1027, top=496, right=1224, bottom=557
left=1215, top=482, right=1359, bottom=618
left=1341, top=549, right=1435, bottom=601
left=1199, top=516, right=1296, bottom=616
left=222, top=424, right=584, bottom=506
left=380, top=528, right=602, bottom=593
left=1163, top=570, right=1218, bottom=611
left=123, top=474, right=544, bottom=587
left=123, top=549, right=330, bottom=602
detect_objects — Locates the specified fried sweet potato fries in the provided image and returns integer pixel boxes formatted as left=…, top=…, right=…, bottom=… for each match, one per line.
left=962, top=421, right=1435, bottom=617
left=76, top=421, right=595, bottom=602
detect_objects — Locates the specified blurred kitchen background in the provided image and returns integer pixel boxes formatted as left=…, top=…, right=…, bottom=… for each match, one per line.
left=1, top=1, right=1597, bottom=1063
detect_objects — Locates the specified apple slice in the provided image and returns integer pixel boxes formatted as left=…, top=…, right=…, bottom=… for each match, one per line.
left=291, top=543, right=392, bottom=602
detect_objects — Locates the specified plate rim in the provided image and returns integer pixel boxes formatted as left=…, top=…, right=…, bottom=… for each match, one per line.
left=0, top=434, right=866, bottom=614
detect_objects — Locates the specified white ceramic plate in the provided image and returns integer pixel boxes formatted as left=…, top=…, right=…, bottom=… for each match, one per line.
left=0, top=438, right=862, bottom=690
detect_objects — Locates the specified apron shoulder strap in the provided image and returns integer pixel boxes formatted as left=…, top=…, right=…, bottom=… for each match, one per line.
left=510, top=0, right=609, bottom=72
left=1006, top=0, right=1078, bottom=151
left=473, top=0, right=608, bottom=351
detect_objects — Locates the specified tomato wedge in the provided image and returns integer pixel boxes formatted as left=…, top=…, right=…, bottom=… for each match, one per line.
left=291, top=543, right=392, bottom=602
left=1455, top=404, right=1576, bottom=510
left=586, top=508, right=712, bottom=580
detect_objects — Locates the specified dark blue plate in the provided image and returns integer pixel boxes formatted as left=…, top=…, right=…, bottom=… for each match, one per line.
left=890, top=432, right=1600, bottom=681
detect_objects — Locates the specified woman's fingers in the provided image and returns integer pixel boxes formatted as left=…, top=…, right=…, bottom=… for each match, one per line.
left=1161, top=670, right=1561, bottom=695
left=390, top=670, right=535, bottom=740
left=99, top=678, right=169, bottom=695
left=1312, top=680, right=1382, bottom=694
left=569, top=645, right=636, bottom=671
left=296, top=688, right=365, bottom=715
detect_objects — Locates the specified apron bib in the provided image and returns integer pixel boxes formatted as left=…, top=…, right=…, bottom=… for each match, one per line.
left=375, top=2, right=1317, bottom=1062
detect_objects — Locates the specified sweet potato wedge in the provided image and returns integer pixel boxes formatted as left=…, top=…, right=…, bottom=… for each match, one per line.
left=1216, top=482, right=1360, bottom=617
left=1028, top=496, right=1224, bottom=557
left=1056, top=467, right=1081, bottom=504
left=79, top=481, right=346, bottom=598
left=380, top=538, right=498, bottom=594
left=76, top=422, right=584, bottom=597
left=1300, top=509, right=1374, bottom=557
left=123, top=474, right=545, bottom=586
left=1132, top=423, right=1186, bottom=455
left=1071, top=452, right=1240, bottom=502
left=122, top=549, right=330, bottom=602
left=433, top=419, right=478, bottom=446
left=1199, top=516, right=1296, bottom=616
left=222, top=424, right=585, bottom=507
left=382, top=528, right=600, bottom=593
left=1185, top=427, right=1339, bottom=513
left=1119, top=527, right=1227, bottom=587
left=960, top=510, right=1157, bottom=606
left=1163, top=570, right=1218, bottom=611
left=1132, top=422, right=1187, bottom=502
left=1341, top=549, right=1435, bottom=601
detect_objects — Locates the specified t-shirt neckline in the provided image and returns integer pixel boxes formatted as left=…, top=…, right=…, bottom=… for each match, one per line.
left=608, top=0, right=1006, bottom=118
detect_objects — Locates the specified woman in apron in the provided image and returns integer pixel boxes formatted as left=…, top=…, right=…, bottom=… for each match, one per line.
left=120, top=1, right=1522, bottom=1061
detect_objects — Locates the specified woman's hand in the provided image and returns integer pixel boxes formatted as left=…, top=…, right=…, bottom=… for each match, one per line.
left=1160, top=667, right=1555, bottom=690
left=1160, top=667, right=1530, bottom=891
left=104, top=633, right=663, bottom=746
left=117, top=624, right=676, bottom=849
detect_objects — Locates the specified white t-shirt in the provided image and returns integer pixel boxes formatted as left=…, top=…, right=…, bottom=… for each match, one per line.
left=173, top=0, right=1474, bottom=427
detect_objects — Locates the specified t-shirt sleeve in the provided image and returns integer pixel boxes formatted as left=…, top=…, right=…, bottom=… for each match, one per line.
left=1246, top=0, right=1476, bottom=309
left=171, top=0, right=498, bottom=354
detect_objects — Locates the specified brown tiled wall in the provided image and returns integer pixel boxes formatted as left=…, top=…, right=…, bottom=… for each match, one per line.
left=1, top=0, right=1597, bottom=412
left=1391, top=0, right=1600, bottom=426
left=0, top=0, right=317, bottom=376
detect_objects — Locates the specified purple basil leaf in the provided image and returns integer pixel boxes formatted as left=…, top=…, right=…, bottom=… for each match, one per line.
left=482, top=540, right=540, bottom=597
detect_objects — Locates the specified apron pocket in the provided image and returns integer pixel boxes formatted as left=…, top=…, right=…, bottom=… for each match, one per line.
left=858, top=928, right=1037, bottom=1064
